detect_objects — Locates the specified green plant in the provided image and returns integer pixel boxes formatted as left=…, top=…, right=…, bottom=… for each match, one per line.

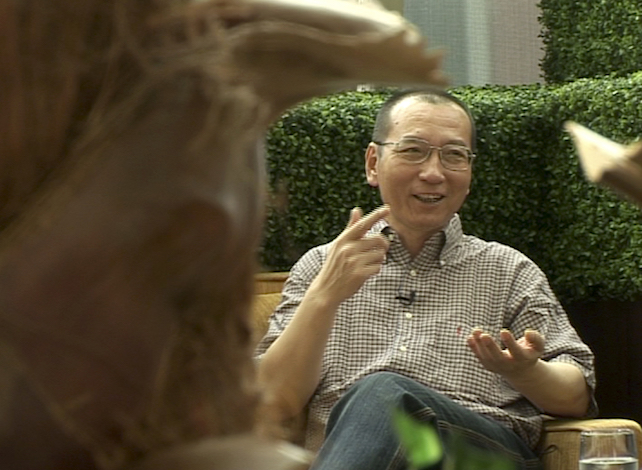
left=393, top=409, right=515, bottom=470
left=539, top=0, right=642, bottom=83
left=393, top=409, right=443, bottom=470
left=261, top=75, right=642, bottom=304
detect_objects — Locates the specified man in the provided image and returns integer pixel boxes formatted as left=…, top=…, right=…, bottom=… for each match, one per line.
left=255, top=88, right=596, bottom=469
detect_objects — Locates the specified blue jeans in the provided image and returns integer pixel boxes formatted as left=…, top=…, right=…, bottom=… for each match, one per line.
left=310, top=372, right=541, bottom=470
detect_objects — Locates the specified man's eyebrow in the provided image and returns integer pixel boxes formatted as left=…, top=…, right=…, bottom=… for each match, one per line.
left=439, top=137, right=471, bottom=147
left=449, top=140, right=471, bottom=147
left=403, top=135, right=471, bottom=147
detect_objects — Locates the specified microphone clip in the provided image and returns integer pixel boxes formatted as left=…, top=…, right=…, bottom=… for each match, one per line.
left=395, top=290, right=416, bottom=306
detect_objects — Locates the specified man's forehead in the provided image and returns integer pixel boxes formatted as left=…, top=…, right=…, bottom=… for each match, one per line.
left=387, top=98, right=472, bottom=140
left=390, top=96, right=461, bottom=118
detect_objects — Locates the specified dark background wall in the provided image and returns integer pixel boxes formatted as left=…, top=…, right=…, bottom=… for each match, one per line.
left=567, top=300, right=642, bottom=424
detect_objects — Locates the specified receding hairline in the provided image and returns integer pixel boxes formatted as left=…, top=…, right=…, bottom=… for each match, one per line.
left=372, top=89, right=477, bottom=150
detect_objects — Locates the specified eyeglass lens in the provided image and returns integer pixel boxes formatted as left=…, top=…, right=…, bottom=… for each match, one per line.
left=394, top=139, right=471, bottom=170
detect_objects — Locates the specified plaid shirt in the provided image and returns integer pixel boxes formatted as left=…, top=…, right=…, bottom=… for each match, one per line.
left=256, top=214, right=597, bottom=451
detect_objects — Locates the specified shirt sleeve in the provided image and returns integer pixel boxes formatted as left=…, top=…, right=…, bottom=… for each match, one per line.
left=253, top=244, right=326, bottom=359
left=504, top=253, right=599, bottom=417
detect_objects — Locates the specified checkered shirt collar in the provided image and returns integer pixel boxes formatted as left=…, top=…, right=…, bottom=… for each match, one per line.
left=370, top=213, right=463, bottom=265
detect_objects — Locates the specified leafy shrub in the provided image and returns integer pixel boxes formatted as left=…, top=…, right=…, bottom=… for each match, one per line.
left=261, top=73, right=642, bottom=304
left=539, top=0, right=642, bottom=83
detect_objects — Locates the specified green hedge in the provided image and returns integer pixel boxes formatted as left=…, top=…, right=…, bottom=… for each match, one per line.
left=261, top=73, right=642, bottom=304
left=539, top=0, right=642, bottom=83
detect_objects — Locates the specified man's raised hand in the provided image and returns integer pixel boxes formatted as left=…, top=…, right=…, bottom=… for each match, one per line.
left=309, top=205, right=391, bottom=307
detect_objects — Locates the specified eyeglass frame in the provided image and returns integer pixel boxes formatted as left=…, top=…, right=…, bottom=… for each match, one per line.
left=372, top=137, right=476, bottom=172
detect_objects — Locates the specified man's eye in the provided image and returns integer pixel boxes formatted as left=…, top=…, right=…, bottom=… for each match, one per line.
left=443, top=148, right=468, bottom=160
left=397, top=146, right=423, bottom=154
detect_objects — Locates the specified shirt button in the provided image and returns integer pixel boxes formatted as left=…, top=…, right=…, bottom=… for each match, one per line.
left=410, top=269, right=417, bottom=277
left=399, top=345, right=407, bottom=352
left=405, top=312, right=413, bottom=319
left=388, top=233, right=395, bottom=241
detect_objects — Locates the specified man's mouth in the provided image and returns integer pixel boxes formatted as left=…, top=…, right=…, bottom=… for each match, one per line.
left=414, top=194, right=445, bottom=203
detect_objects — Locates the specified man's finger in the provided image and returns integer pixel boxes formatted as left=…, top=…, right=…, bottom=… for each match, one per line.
left=501, top=329, right=530, bottom=360
left=480, top=333, right=504, bottom=360
left=343, top=205, right=390, bottom=239
left=524, top=329, right=545, bottom=352
left=360, top=234, right=390, bottom=251
left=346, top=207, right=363, bottom=228
left=358, top=246, right=388, bottom=265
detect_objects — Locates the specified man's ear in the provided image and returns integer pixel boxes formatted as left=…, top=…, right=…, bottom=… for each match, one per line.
left=365, top=142, right=379, bottom=187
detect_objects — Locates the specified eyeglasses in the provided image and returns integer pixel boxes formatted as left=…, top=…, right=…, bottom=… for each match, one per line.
left=373, top=137, right=475, bottom=171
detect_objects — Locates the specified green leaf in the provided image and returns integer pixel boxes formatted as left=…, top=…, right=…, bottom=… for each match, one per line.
left=392, top=408, right=443, bottom=469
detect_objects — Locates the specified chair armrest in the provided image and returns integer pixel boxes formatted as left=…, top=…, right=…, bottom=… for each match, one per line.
left=251, top=290, right=308, bottom=446
left=540, top=418, right=642, bottom=470
left=251, top=292, right=282, bottom=342
left=127, top=434, right=312, bottom=470
left=252, top=271, right=288, bottom=342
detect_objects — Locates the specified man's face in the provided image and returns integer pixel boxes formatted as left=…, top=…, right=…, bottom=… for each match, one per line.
left=365, top=99, right=473, bottom=242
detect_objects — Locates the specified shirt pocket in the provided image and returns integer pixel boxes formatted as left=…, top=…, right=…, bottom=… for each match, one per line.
left=412, top=317, right=503, bottom=398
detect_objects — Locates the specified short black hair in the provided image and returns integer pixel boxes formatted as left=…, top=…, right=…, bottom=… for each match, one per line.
left=372, top=87, right=477, bottom=152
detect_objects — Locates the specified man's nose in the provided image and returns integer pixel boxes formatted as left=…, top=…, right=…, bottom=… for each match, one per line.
left=418, top=148, right=446, bottom=180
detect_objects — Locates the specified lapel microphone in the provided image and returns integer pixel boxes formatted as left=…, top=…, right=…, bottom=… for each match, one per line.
left=395, top=290, right=416, bottom=306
